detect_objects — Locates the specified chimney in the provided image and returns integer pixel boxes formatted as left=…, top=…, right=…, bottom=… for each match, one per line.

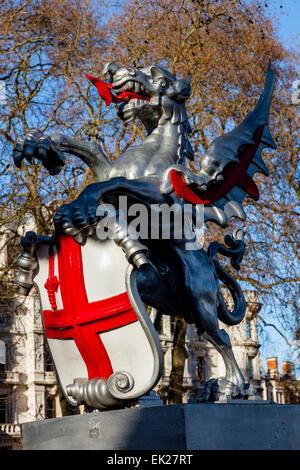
left=282, top=361, right=293, bottom=377
left=267, top=357, right=278, bottom=378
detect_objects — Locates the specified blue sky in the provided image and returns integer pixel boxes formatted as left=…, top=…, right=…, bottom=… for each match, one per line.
left=258, top=0, right=299, bottom=375
left=269, top=0, right=300, bottom=45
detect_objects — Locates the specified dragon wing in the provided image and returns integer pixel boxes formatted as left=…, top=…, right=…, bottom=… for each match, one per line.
left=164, top=65, right=277, bottom=227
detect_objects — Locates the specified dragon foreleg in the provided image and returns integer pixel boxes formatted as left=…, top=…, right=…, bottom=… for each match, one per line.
left=13, top=130, right=112, bottom=182
left=50, top=133, right=112, bottom=182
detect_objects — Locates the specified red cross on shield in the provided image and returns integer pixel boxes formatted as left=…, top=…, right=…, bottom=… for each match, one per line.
left=34, top=234, right=163, bottom=406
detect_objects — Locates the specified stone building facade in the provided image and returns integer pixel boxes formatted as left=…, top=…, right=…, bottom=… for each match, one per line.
left=261, top=357, right=296, bottom=404
left=0, top=290, right=60, bottom=449
left=0, top=225, right=63, bottom=450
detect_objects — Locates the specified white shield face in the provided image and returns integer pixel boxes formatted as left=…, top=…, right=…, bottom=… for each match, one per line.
left=34, top=235, right=163, bottom=406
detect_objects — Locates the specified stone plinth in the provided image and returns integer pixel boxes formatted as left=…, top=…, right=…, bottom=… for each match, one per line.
left=21, top=403, right=300, bottom=450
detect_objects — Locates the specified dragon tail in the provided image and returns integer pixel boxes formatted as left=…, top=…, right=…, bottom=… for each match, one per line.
left=207, top=230, right=246, bottom=326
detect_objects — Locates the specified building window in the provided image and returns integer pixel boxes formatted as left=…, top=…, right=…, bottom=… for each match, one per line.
left=246, top=320, right=251, bottom=339
left=277, top=392, right=282, bottom=404
left=0, top=395, right=8, bottom=423
left=44, top=344, right=55, bottom=372
left=154, top=312, right=163, bottom=335
left=0, top=339, right=6, bottom=372
left=45, top=393, right=56, bottom=419
left=195, top=328, right=203, bottom=342
left=196, top=357, right=205, bottom=382
left=170, top=318, right=175, bottom=336
left=247, top=356, right=254, bottom=379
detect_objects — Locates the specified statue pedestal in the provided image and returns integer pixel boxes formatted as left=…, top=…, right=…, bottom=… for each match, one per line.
left=21, top=403, right=300, bottom=450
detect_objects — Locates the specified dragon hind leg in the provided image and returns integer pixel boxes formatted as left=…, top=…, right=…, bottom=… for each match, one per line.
left=202, top=330, right=245, bottom=397
left=187, top=262, right=248, bottom=400
left=177, top=247, right=254, bottom=401
left=193, top=306, right=245, bottom=397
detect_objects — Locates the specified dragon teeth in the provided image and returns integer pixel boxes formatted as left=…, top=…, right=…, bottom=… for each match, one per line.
left=113, top=80, right=145, bottom=95
left=134, top=82, right=141, bottom=93
left=132, top=99, right=141, bottom=106
left=124, top=98, right=149, bottom=110
left=126, top=81, right=134, bottom=90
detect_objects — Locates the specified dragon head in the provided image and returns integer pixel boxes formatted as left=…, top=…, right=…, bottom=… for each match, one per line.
left=87, top=62, right=192, bottom=135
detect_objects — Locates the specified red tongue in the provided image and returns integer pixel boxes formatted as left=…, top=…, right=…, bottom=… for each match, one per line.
left=85, top=74, right=150, bottom=106
left=86, top=74, right=113, bottom=105
left=115, top=90, right=150, bottom=104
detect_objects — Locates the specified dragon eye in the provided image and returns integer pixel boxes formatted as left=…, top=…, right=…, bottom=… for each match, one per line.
left=159, top=78, right=167, bottom=88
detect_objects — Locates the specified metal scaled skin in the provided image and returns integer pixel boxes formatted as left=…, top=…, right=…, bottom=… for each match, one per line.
left=14, top=62, right=277, bottom=403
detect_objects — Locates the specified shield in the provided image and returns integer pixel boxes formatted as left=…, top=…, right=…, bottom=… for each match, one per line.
left=33, top=234, right=163, bottom=407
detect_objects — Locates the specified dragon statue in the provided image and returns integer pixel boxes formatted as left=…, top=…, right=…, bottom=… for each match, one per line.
left=13, top=61, right=276, bottom=405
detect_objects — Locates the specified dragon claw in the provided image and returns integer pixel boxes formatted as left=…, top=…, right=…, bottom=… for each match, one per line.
left=13, top=129, right=65, bottom=174
left=199, top=377, right=256, bottom=402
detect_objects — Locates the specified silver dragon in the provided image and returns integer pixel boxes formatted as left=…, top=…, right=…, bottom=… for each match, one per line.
left=13, top=62, right=277, bottom=401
